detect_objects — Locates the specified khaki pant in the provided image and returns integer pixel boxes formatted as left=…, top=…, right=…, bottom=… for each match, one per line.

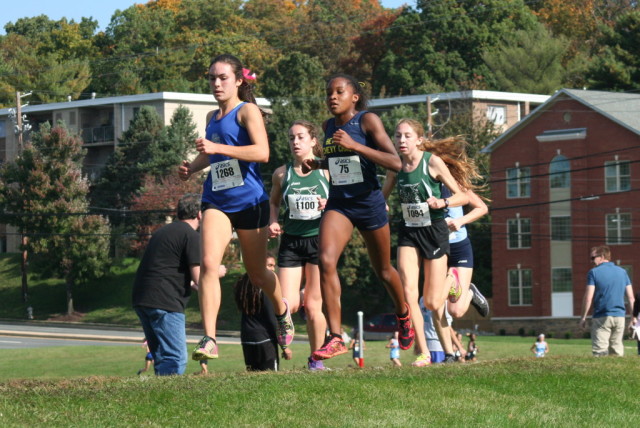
left=591, top=316, right=626, bottom=356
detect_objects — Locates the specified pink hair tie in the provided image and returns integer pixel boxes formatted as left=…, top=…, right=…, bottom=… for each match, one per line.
left=242, top=68, right=256, bottom=81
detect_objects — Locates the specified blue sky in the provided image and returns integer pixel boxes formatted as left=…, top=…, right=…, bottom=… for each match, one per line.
left=1, top=0, right=415, bottom=34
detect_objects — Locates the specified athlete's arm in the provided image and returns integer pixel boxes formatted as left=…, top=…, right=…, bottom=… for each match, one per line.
left=381, top=170, right=397, bottom=200
left=447, top=189, right=488, bottom=231
left=332, top=112, right=401, bottom=172
left=427, top=155, right=468, bottom=209
left=268, top=166, right=286, bottom=238
left=178, top=153, right=210, bottom=181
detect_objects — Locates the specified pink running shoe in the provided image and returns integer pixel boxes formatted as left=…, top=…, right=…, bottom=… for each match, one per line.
left=397, top=303, right=415, bottom=350
left=312, top=335, right=347, bottom=360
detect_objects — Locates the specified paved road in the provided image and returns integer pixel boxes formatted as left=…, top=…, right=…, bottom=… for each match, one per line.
left=0, top=321, right=241, bottom=350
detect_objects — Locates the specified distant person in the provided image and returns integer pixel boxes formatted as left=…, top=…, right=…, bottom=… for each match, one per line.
left=137, top=339, right=154, bottom=375
left=419, top=296, right=454, bottom=364
left=630, top=291, right=640, bottom=356
left=386, top=331, right=402, bottom=367
left=234, top=258, right=292, bottom=372
left=195, top=360, right=209, bottom=375
left=465, top=333, right=478, bottom=361
left=451, top=329, right=467, bottom=362
left=132, top=193, right=202, bottom=376
left=349, top=330, right=365, bottom=367
left=580, top=246, right=635, bottom=356
left=531, top=334, right=549, bottom=358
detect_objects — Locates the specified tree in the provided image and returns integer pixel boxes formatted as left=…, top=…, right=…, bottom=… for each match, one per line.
left=483, top=23, right=567, bottom=95
left=587, top=11, right=640, bottom=91
left=260, top=52, right=328, bottom=173
left=91, top=106, right=168, bottom=212
left=0, top=123, right=111, bottom=315
left=375, top=0, right=539, bottom=94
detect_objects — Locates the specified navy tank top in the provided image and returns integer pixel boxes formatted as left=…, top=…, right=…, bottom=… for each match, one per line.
left=323, top=111, right=381, bottom=198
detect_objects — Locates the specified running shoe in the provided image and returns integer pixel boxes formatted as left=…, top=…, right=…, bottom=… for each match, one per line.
left=308, top=357, right=328, bottom=371
left=397, top=303, right=415, bottom=350
left=276, top=298, right=295, bottom=346
left=447, top=267, right=462, bottom=303
left=312, top=335, right=347, bottom=360
left=411, top=353, right=431, bottom=367
left=191, top=335, right=218, bottom=360
left=469, top=283, right=490, bottom=317
left=443, top=353, right=456, bottom=364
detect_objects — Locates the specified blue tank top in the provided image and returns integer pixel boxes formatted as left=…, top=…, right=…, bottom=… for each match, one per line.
left=201, top=102, right=268, bottom=212
left=323, top=111, right=380, bottom=198
left=441, top=185, right=467, bottom=243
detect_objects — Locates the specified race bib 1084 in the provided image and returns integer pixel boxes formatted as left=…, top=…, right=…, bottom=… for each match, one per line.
left=401, top=202, right=431, bottom=227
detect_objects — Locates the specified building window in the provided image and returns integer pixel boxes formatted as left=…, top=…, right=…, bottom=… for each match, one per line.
left=605, top=160, right=630, bottom=193
left=551, top=216, right=571, bottom=241
left=606, top=212, right=631, bottom=244
left=507, top=166, right=531, bottom=198
left=552, top=268, right=572, bottom=292
left=549, top=155, right=570, bottom=188
left=487, top=105, right=506, bottom=125
left=509, top=268, right=532, bottom=306
left=508, top=217, right=531, bottom=249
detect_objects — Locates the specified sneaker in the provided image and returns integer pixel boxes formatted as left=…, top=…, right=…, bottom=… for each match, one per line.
left=276, top=298, right=295, bottom=346
left=469, top=283, right=490, bottom=317
left=411, top=353, right=431, bottom=367
left=312, top=335, right=347, bottom=360
left=308, top=357, right=327, bottom=371
left=443, top=353, right=456, bottom=364
left=447, top=268, right=462, bottom=303
left=192, top=336, right=218, bottom=360
left=397, top=303, right=415, bottom=350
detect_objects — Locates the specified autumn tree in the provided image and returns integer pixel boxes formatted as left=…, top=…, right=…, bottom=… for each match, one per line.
left=0, top=123, right=110, bottom=315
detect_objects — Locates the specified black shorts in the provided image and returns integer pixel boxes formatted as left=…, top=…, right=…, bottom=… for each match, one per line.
left=201, top=199, right=269, bottom=230
left=242, top=340, right=279, bottom=371
left=397, top=217, right=450, bottom=260
left=448, top=238, right=474, bottom=268
left=277, top=234, right=319, bottom=268
left=325, top=189, right=388, bottom=231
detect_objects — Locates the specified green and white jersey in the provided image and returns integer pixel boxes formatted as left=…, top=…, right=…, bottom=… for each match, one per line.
left=281, top=162, right=330, bottom=237
left=396, top=152, right=445, bottom=226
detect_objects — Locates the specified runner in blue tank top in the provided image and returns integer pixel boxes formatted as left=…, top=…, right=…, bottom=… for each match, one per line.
left=178, top=54, right=293, bottom=361
left=302, top=74, right=415, bottom=360
left=269, top=120, right=329, bottom=371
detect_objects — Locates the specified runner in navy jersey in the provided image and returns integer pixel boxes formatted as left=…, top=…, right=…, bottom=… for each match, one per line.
left=302, top=74, right=415, bottom=360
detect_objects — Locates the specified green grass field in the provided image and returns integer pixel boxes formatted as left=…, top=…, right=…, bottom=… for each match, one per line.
left=2, top=255, right=639, bottom=426
left=0, top=339, right=638, bottom=427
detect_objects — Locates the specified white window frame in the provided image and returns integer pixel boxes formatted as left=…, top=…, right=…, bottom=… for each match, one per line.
left=487, top=105, right=506, bottom=125
left=508, top=267, right=532, bottom=306
left=604, top=159, right=630, bottom=193
left=606, top=211, right=631, bottom=245
left=507, top=216, right=531, bottom=249
left=506, top=165, right=531, bottom=198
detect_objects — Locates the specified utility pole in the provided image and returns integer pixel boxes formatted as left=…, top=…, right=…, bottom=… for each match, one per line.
left=426, top=95, right=433, bottom=139
left=15, top=91, right=31, bottom=312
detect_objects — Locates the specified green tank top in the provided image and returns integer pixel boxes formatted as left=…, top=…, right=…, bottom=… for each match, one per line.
left=281, top=163, right=330, bottom=237
left=396, top=152, right=445, bottom=221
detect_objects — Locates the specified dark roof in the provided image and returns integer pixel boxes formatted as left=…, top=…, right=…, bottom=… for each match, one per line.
left=482, top=89, right=640, bottom=153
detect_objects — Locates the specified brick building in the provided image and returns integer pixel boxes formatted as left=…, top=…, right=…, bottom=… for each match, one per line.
left=482, top=89, right=639, bottom=336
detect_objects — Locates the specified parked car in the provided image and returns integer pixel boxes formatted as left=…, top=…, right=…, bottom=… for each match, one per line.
left=362, top=313, right=397, bottom=340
